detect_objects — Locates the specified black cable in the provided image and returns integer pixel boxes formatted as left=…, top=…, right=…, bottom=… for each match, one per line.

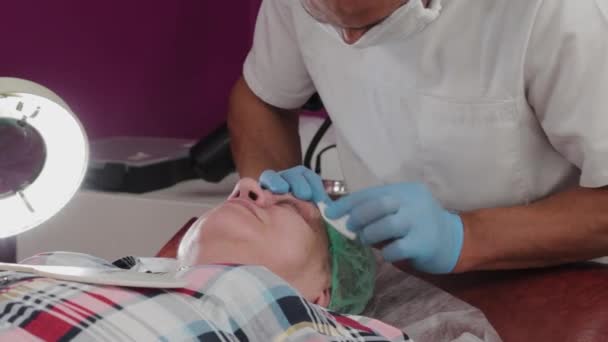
left=303, top=117, right=333, bottom=172
left=315, top=144, right=337, bottom=174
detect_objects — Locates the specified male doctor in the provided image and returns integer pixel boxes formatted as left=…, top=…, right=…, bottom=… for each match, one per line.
left=227, top=0, right=608, bottom=274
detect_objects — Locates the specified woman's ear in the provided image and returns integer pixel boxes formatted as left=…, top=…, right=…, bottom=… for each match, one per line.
left=312, top=287, right=331, bottom=307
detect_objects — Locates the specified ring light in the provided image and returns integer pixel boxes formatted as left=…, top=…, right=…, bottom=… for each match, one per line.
left=0, top=81, right=189, bottom=290
left=0, top=87, right=88, bottom=238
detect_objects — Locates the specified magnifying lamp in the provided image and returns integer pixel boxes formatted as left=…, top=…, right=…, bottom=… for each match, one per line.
left=0, top=78, right=187, bottom=289
left=0, top=78, right=88, bottom=238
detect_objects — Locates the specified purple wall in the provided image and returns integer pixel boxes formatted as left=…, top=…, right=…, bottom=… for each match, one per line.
left=0, top=1, right=262, bottom=139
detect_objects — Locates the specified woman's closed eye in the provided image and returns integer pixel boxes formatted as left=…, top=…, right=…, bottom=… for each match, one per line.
left=275, top=197, right=322, bottom=225
left=278, top=199, right=319, bottom=222
left=278, top=200, right=304, bottom=216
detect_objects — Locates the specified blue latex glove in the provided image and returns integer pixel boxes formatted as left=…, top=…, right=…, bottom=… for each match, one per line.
left=259, top=166, right=330, bottom=204
left=325, top=183, right=464, bottom=274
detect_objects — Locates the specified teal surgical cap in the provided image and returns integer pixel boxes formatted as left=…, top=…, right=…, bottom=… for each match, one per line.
left=325, top=221, right=376, bottom=315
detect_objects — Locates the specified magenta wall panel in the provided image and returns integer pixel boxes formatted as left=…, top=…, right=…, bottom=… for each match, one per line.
left=0, top=1, right=262, bottom=139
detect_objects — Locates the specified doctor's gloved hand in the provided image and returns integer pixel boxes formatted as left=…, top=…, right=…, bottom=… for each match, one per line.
left=259, top=166, right=330, bottom=204
left=324, top=183, right=464, bottom=274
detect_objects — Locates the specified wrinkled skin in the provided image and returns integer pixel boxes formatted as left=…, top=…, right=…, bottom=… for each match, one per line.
left=178, top=178, right=331, bottom=306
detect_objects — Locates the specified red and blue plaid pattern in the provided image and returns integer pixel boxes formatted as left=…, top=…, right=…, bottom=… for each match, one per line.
left=0, top=252, right=411, bottom=341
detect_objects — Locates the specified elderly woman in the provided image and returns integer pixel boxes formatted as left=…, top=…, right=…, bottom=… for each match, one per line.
left=178, top=177, right=376, bottom=313
left=0, top=178, right=405, bottom=341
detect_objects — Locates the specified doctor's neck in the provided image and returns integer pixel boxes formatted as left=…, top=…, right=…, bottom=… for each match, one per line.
left=322, top=0, right=432, bottom=44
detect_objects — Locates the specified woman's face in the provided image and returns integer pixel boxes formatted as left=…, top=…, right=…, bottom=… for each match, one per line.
left=178, top=178, right=331, bottom=305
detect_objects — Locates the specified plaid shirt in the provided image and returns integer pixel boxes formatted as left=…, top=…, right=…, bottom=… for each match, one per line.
left=0, top=252, right=411, bottom=341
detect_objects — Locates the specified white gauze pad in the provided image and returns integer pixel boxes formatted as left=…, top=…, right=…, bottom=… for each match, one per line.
left=317, top=202, right=357, bottom=240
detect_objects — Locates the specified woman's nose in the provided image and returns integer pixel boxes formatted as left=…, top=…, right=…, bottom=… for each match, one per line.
left=230, top=178, right=272, bottom=206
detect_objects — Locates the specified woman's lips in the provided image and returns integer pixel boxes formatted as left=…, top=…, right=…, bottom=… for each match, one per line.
left=226, top=199, right=263, bottom=221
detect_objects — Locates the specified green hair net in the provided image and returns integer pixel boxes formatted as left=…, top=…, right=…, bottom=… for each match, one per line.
left=325, top=221, right=376, bottom=315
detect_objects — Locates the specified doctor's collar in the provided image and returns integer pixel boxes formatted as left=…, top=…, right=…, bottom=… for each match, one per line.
left=303, top=0, right=442, bottom=48
left=301, top=0, right=411, bottom=30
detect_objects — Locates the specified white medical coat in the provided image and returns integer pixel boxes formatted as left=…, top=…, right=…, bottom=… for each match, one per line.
left=243, top=0, right=608, bottom=211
